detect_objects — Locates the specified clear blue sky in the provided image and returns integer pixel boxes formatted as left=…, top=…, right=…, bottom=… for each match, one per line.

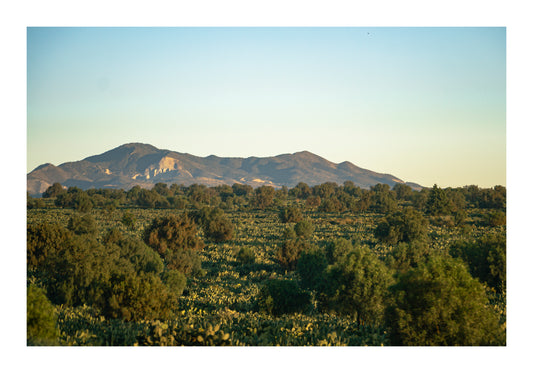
left=27, top=27, right=506, bottom=187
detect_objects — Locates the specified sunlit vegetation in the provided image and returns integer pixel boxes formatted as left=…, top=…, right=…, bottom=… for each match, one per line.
left=27, top=182, right=506, bottom=346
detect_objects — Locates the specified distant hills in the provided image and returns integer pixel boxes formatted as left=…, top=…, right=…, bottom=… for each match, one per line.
left=27, top=143, right=423, bottom=196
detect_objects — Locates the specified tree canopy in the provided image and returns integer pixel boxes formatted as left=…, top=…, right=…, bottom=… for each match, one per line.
left=386, top=255, right=505, bottom=346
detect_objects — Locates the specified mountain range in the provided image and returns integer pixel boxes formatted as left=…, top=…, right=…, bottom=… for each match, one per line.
left=27, top=143, right=422, bottom=196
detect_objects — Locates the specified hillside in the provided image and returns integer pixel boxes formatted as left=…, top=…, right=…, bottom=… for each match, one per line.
left=27, top=143, right=422, bottom=196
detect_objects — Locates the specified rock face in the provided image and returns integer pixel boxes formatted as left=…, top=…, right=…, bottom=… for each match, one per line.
left=27, top=143, right=422, bottom=196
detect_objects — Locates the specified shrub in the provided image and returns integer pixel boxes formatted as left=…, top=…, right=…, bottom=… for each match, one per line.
left=374, top=207, right=428, bottom=245
left=291, top=182, right=312, bottom=199
left=161, top=270, right=187, bottom=296
left=27, top=222, right=73, bottom=271
left=53, top=187, right=94, bottom=211
left=324, top=238, right=353, bottom=264
left=193, top=207, right=235, bottom=242
left=42, top=182, right=65, bottom=198
left=485, top=210, right=506, bottom=227
left=143, top=213, right=204, bottom=273
left=279, top=206, right=303, bottom=223
left=252, top=186, right=275, bottom=209
left=386, top=240, right=433, bottom=273
left=27, top=195, right=46, bottom=209
left=318, top=197, right=343, bottom=213
left=111, top=235, right=165, bottom=276
left=257, top=279, right=311, bottom=316
left=277, top=238, right=313, bottom=271
left=282, top=227, right=297, bottom=240
left=204, top=214, right=234, bottom=242
left=42, top=234, right=116, bottom=307
left=67, top=213, right=97, bottom=236
left=297, top=247, right=328, bottom=291
left=369, top=184, right=397, bottom=214
left=236, top=246, right=256, bottom=265
left=121, top=211, right=137, bottom=230
left=104, top=272, right=177, bottom=322
left=450, top=232, right=506, bottom=292
left=294, top=219, right=314, bottom=238
left=27, top=284, right=59, bottom=345
left=305, top=195, right=321, bottom=209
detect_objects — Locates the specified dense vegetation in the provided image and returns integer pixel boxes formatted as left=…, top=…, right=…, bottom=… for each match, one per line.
left=27, top=181, right=506, bottom=346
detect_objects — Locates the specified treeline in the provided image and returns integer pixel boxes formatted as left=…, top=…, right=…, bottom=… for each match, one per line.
left=29, top=181, right=506, bottom=216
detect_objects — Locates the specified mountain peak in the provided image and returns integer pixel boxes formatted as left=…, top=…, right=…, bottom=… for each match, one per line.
left=31, top=163, right=56, bottom=172
left=117, top=142, right=160, bottom=152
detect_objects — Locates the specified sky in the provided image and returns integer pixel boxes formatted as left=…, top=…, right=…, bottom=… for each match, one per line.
left=27, top=27, right=506, bottom=188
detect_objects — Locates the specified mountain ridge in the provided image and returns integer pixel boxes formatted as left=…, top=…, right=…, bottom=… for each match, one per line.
left=27, top=143, right=423, bottom=196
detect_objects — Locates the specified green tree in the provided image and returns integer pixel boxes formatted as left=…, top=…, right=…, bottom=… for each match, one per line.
left=76, top=192, right=94, bottom=212
left=411, top=189, right=429, bottom=211
left=450, top=232, right=506, bottom=292
left=374, top=207, right=428, bottom=245
left=54, top=187, right=93, bottom=212
left=313, top=182, right=338, bottom=199
left=192, top=207, right=235, bottom=242
left=161, top=269, right=187, bottom=296
left=104, top=229, right=164, bottom=275
left=277, top=238, right=313, bottom=271
left=143, top=213, right=204, bottom=274
left=318, top=197, right=344, bottom=213
left=187, top=184, right=210, bottom=205
left=28, top=222, right=178, bottom=323
left=324, top=245, right=393, bottom=326
left=27, top=222, right=73, bottom=271
left=27, top=284, right=59, bottom=345
left=204, top=213, right=234, bottom=242
left=279, top=206, right=303, bottom=223
left=393, top=183, right=413, bottom=201
left=385, top=255, right=505, bottom=346
left=232, top=183, right=253, bottom=197
left=324, top=238, right=353, bottom=264
left=485, top=210, right=506, bottom=227
left=67, top=213, right=97, bottom=236
left=136, top=188, right=170, bottom=208
left=370, top=183, right=397, bottom=214
left=252, top=186, right=276, bottom=209
left=104, top=272, right=177, bottom=321
left=353, top=190, right=372, bottom=213
left=27, top=194, right=46, bottom=209
left=426, top=184, right=452, bottom=215
left=343, top=181, right=362, bottom=197
left=121, top=211, right=137, bottom=230
left=215, top=184, right=235, bottom=201
left=294, top=219, right=314, bottom=238
left=387, top=240, right=433, bottom=273
left=42, top=182, right=65, bottom=198
left=152, top=182, right=170, bottom=196
left=126, top=185, right=143, bottom=203
left=167, top=195, right=188, bottom=209
left=297, top=247, right=328, bottom=291
left=42, top=234, right=115, bottom=307
left=290, top=182, right=312, bottom=199
left=305, top=195, right=321, bottom=209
